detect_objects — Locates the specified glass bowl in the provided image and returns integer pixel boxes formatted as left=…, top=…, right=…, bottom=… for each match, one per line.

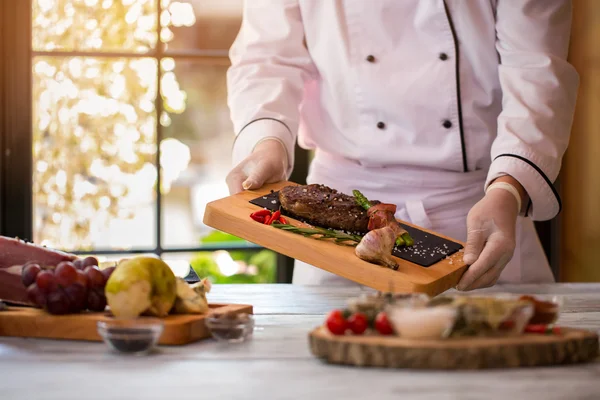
left=206, top=313, right=254, bottom=343
left=97, top=318, right=164, bottom=355
left=385, top=304, right=458, bottom=339
left=432, top=294, right=536, bottom=337
left=515, top=294, right=562, bottom=325
left=458, top=299, right=534, bottom=336
left=456, top=293, right=563, bottom=325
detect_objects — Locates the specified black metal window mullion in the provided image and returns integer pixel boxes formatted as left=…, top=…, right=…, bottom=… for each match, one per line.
left=0, top=0, right=33, bottom=241
left=155, top=0, right=163, bottom=257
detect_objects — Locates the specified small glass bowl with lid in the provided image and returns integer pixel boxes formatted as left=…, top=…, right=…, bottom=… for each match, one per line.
left=97, top=318, right=164, bottom=355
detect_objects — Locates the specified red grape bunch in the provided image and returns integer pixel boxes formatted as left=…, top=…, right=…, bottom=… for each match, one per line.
left=21, top=257, right=117, bottom=315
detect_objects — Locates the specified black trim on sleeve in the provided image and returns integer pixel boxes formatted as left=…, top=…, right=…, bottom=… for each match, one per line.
left=493, top=153, right=562, bottom=213
left=443, top=0, right=468, bottom=173
left=238, top=117, right=292, bottom=136
left=524, top=200, right=532, bottom=217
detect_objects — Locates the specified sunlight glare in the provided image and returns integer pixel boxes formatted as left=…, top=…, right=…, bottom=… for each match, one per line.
left=85, top=20, right=99, bottom=30
left=213, top=251, right=240, bottom=277
left=99, top=196, right=111, bottom=209
left=56, top=170, right=67, bottom=190
left=159, top=111, right=172, bottom=127
left=38, top=0, right=55, bottom=13
left=161, top=58, right=175, bottom=72
left=140, top=98, right=154, bottom=113
left=68, top=58, right=83, bottom=78
left=109, top=75, right=126, bottom=99
left=125, top=3, right=142, bottom=25
left=160, top=10, right=171, bottom=27
left=160, top=138, right=191, bottom=191
left=37, top=161, right=49, bottom=173
left=64, top=3, right=75, bottom=17
left=160, top=27, right=174, bottom=43
left=169, top=2, right=196, bottom=27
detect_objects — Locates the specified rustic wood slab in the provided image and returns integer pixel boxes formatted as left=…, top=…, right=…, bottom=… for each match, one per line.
left=309, top=326, right=599, bottom=370
left=0, top=303, right=253, bottom=345
left=1, top=284, right=600, bottom=400
left=203, top=182, right=468, bottom=296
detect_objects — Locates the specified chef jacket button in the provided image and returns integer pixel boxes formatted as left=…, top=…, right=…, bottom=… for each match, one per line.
left=439, top=53, right=449, bottom=61
left=442, top=120, right=453, bottom=129
left=377, top=121, right=386, bottom=129
left=366, top=55, right=376, bottom=63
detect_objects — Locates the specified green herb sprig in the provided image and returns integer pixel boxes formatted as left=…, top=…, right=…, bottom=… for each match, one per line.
left=271, top=222, right=363, bottom=246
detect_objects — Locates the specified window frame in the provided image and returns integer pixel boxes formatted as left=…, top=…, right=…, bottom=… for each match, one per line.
left=0, top=0, right=307, bottom=282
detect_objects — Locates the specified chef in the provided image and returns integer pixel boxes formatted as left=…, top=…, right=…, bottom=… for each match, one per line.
left=225, top=1, right=579, bottom=290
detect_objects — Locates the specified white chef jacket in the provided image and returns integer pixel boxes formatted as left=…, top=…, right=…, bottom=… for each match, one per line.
left=227, top=0, right=579, bottom=223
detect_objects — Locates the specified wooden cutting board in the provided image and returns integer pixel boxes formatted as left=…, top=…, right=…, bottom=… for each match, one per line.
left=203, top=181, right=468, bottom=296
left=309, top=326, right=600, bottom=369
left=0, top=303, right=252, bottom=345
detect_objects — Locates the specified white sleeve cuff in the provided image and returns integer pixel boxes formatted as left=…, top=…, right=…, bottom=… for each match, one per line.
left=231, top=118, right=296, bottom=178
left=485, top=154, right=561, bottom=221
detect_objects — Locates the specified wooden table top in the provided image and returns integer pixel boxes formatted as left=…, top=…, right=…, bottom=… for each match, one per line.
left=1, top=283, right=599, bottom=400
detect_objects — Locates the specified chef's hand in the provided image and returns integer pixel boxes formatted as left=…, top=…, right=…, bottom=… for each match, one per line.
left=457, top=178, right=525, bottom=291
left=226, top=138, right=288, bottom=195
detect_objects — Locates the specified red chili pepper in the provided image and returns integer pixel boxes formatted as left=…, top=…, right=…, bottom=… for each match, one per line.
left=250, top=214, right=266, bottom=223
left=264, top=214, right=274, bottom=225
left=525, top=324, right=561, bottom=335
left=250, top=209, right=272, bottom=224
left=251, top=209, right=271, bottom=217
left=278, top=216, right=288, bottom=224
left=266, top=210, right=281, bottom=225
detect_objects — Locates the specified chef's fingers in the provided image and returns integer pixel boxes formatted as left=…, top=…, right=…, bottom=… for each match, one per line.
left=457, top=233, right=510, bottom=290
left=463, top=227, right=486, bottom=266
left=226, top=173, right=246, bottom=195
left=242, top=159, right=273, bottom=191
left=226, top=166, right=247, bottom=195
left=464, top=247, right=513, bottom=290
left=464, top=266, right=503, bottom=290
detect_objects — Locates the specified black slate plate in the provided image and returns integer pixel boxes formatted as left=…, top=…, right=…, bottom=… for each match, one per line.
left=183, top=265, right=200, bottom=283
left=249, top=191, right=463, bottom=268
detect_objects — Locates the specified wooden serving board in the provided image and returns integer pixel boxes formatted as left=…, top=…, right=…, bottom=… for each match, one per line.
left=0, top=303, right=253, bottom=345
left=203, top=181, right=468, bottom=296
left=309, top=326, right=600, bottom=370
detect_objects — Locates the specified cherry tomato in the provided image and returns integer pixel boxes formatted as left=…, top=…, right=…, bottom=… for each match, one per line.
left=325, top=309, right=348, bottom=335
left=348, top=312, right=368, bottom=335
left=374, top=312, right=394, bottom=335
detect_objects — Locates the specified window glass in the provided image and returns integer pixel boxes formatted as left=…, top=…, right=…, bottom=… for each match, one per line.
left=32, top=56, right=158, bottom=251
left=33, top=0, right=158, bottom=52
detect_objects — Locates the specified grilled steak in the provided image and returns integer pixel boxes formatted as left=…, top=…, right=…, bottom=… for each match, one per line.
left=278, top=184, right=380, bottom=233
